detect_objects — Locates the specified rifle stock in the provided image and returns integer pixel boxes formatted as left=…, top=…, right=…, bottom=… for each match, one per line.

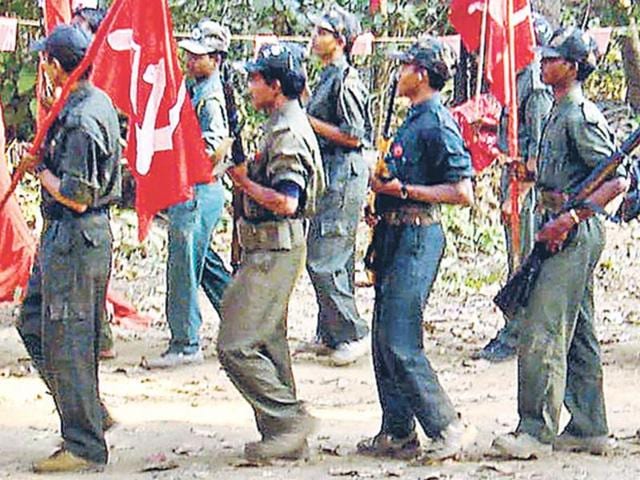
left=494, top=124, right=640, bottom=318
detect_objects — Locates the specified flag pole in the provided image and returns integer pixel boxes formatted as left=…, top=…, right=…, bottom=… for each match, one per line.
left=506, top=0, right=521, bottom=267
left=474, top=0, right=490, bottom=117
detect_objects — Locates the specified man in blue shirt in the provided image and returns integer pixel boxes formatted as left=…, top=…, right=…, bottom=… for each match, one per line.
left=147, top=19, right=231, bottom=368
left=357, top=37, right=477, bottom=461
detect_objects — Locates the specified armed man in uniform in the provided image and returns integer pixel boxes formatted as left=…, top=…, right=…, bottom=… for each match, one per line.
left=493, top=27, right=628, bottom=459
left=147, top=19, right=232, bottom=368
left=17, top=25, right=121, bottom=472
left=474, top=13, right=554, bottom=362
left=304, top=5, right=372, bottom=365
left=218, top=43, right=325, bottom=462
left=357, top=37, right=476, bottom=461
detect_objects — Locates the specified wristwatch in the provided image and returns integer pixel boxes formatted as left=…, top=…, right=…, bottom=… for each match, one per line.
left=400, top=183, right=409, bottom=200
left=34, top=163, right=48, bottom=175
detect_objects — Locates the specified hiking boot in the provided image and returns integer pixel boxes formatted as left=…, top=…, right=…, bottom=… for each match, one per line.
left=330, top=337, right=369, bottom=366
left=33, top=449, right=98, bottom=473
left=144, top=349, right=204, bottom=369
left=471, top=337, right=516, bottom=362
left=553, top=432, right=616, bottom=455
left=492, top=432, right=552, bottom=459
left=245, top=414, right=317, bottom=462
left=357, top=431, right=420, bottom=459
left=415, top=420, right=477, bottom=463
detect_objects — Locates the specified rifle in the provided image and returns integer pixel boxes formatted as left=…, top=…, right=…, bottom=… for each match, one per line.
left=221, top=63, right=246, bottom=273
left=363, top=72, right=398, bottom=282
left=494, top=125, right=640, bottom=319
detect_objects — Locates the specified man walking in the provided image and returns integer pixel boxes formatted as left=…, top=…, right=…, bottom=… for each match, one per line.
left=147, top=19, right=232, bottom=368
left=218, top=42, right=324, bottom=462
left=493, top=27, right=627, bottom=459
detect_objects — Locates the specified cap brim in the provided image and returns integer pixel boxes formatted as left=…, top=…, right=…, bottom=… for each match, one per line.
left=178, top=39, right=210, bottom=55
left=243, top=60, right=265, bottom=74
left=30, top=37, right=47, bottom=53
left=308, top=13, right=335, bottom=33
left=538, top=46, right=562, bottom=59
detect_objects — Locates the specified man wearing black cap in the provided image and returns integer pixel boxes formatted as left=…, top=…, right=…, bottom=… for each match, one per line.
left=358, top=36, right=476, bottom=462
left=146, top=19, right=232, bottom=369
left=217, top=42, right=324, bottom=462
left=18, top=24, right=121, bottom=472
left=303, top=4, right=372, bottom=366
left=493, top=27, right=627, bottom=459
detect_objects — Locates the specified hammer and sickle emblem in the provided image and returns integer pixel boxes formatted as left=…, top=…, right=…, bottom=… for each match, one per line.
left=107, top=28, right=186, bottom=175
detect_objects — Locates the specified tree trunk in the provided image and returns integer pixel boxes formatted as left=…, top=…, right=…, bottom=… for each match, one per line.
left=622, top=19, right=640, bottom=112
left=530, top=0, right=562, bottom=28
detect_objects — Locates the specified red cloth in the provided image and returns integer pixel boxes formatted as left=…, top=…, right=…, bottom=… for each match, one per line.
left=449, top=0, right=535, bottom=106
left=90, top=0, right=212, bottom=240
left=451, top=94, right=502, bottom=172
left=44, top=0, right=72, bottom=37
left=0, top=103, right=36, bottom=302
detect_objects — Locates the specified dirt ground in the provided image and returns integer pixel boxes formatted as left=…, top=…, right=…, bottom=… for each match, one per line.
left=2, top=219, right=640, bottom=480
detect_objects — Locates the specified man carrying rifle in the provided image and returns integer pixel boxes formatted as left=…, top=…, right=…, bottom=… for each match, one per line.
left=358, top=36, right=476, bottom=461
left=147, top=19, right=232, bottom=368
left=304, top=5, right=372, bottom=366
left=493, top=27, right=628, bottom=459
left=218, top=43, right=324, bottom=462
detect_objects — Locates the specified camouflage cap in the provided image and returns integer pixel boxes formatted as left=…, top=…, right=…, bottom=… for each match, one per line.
left=179, top=19, right=230, bottom=55
left=244, top=42, right=305, bottom=78
left=388, top=35, right=454, bottom=80
left=31, top=24, right=91, bottom=72
left=539, top=27, right=598, bottom=66
left=309, top=4, right=362, bottom=49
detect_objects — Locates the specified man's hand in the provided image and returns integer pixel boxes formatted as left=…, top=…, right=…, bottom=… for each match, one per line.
left=227, top=163, right=248, bottom=188
left=370, top=176, right=402, bottom=197
left=536, top=212, right=576, bottom=253
left=363, top=205, right=379, bottom=228
left=20, top=151, right=41, bottom=173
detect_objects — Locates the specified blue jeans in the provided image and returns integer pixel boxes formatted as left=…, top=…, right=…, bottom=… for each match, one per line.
left=166, top=182, right=230, bottom=354
left=372, top=222, right=457, bottom=440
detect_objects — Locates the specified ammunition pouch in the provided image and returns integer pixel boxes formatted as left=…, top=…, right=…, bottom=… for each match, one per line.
left=238, top=218, right=306, bottom=252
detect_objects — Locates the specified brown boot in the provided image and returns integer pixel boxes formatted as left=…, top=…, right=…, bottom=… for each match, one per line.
left=357, top=431, right=420, bottom=459
left=245, top=415, right=316, bottom=462
left=33, top=449, right=98, bottom=474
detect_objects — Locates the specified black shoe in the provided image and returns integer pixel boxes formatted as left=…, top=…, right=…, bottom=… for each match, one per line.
left=472, top=337, right=516, bottom=362
left=357, top=431, right=420, bottom=460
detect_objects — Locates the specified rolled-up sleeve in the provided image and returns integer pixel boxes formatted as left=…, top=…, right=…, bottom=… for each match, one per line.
left=336, top=71, right=369, bottom=143
left=58, top=127, right=101, bottom=206
left=267, top=130, right=308, bottom=189
left=199, top=95, right=229, bottom=156
left=425, top=124, right=474, bottom=184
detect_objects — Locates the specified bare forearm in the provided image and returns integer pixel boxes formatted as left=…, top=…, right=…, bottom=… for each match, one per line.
left=405, top=179, right=474, bottom=207
left=39, top=169, right=88, bottom=213
left=575, top=176, right=629, bottom=221
left=308, top=115, right=360, bottom=149
left=236, top=177, right=298, bottom=217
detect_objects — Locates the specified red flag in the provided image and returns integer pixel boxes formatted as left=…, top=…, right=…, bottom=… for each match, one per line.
left=449, top=0, right=535, bottom=105
left=0, top=102, right=36, bottom=302
left=44, top=0, right=72, bottom=33
left=90, top=0, right=212, bottom=239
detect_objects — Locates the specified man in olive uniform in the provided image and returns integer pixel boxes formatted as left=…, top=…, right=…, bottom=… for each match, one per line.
left=304, top=5, right=372, bottom=366
left=218, top=43, right=324, bottom=462
left=17, top=24, right=121, bottom=472
left=474, top=13, right=554, bottom=362
left=357, top=37, right=477, bottom=461
left=493, top=28, right=627, bottom=459
left=147, top=19, right=232, bottom=368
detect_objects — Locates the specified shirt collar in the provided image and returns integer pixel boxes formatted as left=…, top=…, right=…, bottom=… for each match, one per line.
left=407, top=93, right=441, bottom=120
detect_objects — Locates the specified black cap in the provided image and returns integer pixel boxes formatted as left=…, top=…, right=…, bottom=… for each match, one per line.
left=539, top=27, right=598, bottom=66
left=31, top=24, right=91, bottom=72
left=388, top=35, right=454, bottom=80
left=244, top=42, right=305, bottom=78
